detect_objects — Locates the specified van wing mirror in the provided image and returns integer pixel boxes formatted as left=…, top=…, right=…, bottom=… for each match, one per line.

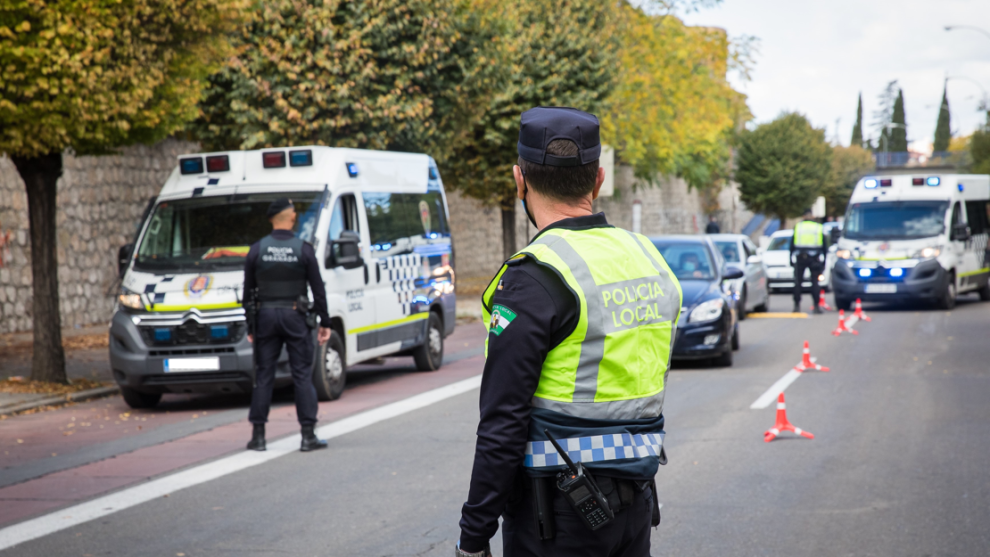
left=327, top=230, right=364, bottom=270
left=118, top=243, right=135, bottom=276
left=951, top=223, right=971, bottom=242
left=746, top=254, right=762, bottom=265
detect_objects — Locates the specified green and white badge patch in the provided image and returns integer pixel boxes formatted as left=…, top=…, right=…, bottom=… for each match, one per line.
left=489, top=304, right=517, bottom=336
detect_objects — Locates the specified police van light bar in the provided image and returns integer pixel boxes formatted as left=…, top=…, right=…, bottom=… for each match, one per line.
left=864, top=178, right=878, bottom=189
left=263, top=151, right=286, bottom=168
left=926, top=176, right=940, bottom=186
left=289, top=150, right=313, bottom=167
left=346, top=162, right=359, bottom=178
left=880, top=179, right=892, bottom=187
left=206, top=155, right=230, bottom=172
left=180, top=157, right=204, bottom=175
left=912, top=177, right=924, bottom=186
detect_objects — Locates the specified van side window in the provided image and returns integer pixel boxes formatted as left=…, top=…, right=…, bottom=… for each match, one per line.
left=951, top=202, right=963, bottom=228
left=363, top=192, right=449, bottom=257
left=327, top=194, right=359, bottom=260
left=965, top=200, right=989, bottom=235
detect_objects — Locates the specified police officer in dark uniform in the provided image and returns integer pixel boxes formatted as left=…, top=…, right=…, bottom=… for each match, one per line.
left=243, top=198, right=332, bottom=452
left=456, top=108, right=682, bottom=557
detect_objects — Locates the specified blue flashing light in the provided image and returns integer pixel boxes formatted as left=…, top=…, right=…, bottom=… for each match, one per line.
left=889, top=268, right=904, bottom=278
left=858, top=268, right=872, bottom=278
left=346, top=162, right=359, bottom=178
left=864, top=178, right=878, bottom=189
left=154, top=328, right=172, bottom=342
left=289, top=150, right=313, bottom=167
left=926, top=176, right=940, bottom=186
left=180, top=157, right=204, bottom=175
left=958, top=183, right=964, bottom=192
left=210, top=325, right=229, bottom=339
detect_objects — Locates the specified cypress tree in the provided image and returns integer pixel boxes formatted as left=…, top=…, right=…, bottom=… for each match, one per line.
left=851, top=93, right=863, bottom=147
left=933, top=85, right=951, bottom=152
left=890, top=89, right=908, bottom=152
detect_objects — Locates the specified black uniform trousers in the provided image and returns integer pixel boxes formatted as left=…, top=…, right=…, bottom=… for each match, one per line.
left=501, top=480, right=654, bottom=557
left=249, top=307, right=318, bottom=426
left=792, top=252, right=824, bottom=307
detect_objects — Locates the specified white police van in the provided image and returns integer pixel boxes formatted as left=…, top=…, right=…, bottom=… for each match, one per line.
left=831, top=170, right=990, bottom=310
left=110, top=147, right=456, bottom=408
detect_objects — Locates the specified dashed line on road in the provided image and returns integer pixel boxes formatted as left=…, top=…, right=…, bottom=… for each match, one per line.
left=0, top=374, right=483, bottom=552
left=750, top=369, right=803, bottom=409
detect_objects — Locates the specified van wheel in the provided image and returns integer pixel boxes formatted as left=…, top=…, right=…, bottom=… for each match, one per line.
left=834, top=296, right=852, bottom=311
left=978, top=280, right=990, bottom=301
left=120, top=387, right=161, bottom=409
left=314, top=333, right=346, bottom=401
left=413, top=313, right=444, bottom=372
left=937, top=273, right=957, bottom=310
left=712, top=349, right=733, bottom=367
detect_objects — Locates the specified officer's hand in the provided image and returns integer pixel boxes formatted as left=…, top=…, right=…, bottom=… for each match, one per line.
left=247, top=334, right=253, bottom=344
left=317, top=327, right=331, bottom=345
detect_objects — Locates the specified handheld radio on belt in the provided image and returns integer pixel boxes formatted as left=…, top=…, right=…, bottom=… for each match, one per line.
left=544, top=429, right=614, bottom=531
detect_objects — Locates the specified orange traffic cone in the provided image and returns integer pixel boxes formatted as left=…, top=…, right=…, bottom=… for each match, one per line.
left=764, top=393, right=814, bottom=442
left=831, top=310, right=859, bottom=336
left=853, top=298, right=871, bottom=322
left=794, top=340, right=830, bottom=372
left=812, top=290, right=833, bottom=311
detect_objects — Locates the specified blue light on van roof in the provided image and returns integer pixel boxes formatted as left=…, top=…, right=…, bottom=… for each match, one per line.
left=958, top=183, right=964, bottom=192
left=926, top=176, right=940, bottom=186
left=180, top=157, right=204, bottom=175
left=864, top=178, right=878, bottom=189
left=346, top=162, right=359, bottom=178
left=289, top=150, right=312, bottom=167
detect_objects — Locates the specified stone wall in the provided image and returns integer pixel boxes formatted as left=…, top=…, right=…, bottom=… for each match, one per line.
left=0, top=142, right=750, bottom=333
left=0, top=139, right=199, bottom=334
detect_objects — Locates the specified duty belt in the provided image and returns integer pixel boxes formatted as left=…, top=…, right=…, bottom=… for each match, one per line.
left=259, top=301, right=299, bottom=310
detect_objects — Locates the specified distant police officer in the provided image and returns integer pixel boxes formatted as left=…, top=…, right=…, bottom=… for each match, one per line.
left=243, top=198, right=332, bottom=452
left=456, top=107, right=683, bottom=557
left=791, top=209, right=828, bottom=314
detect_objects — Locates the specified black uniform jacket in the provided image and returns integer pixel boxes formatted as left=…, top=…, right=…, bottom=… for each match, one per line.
left=243, top=229, right=332, bottom=328
left=458, top=214, right=617, bottom=552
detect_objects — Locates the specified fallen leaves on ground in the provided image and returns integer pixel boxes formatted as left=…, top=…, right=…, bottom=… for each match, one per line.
left=0, top=377, right=108, bottom=395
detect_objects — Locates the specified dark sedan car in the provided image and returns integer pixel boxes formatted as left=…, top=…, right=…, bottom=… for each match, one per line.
left=650, top=235, right=743, bottom=367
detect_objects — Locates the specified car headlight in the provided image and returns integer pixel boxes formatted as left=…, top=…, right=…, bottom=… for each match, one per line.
left=835, top=249, right=852, bottom=259
left=915, top=247, right=940, bottom=259
left=118, top=289, right=145, bottom=310
left=689, top=298, right=724, bottom=323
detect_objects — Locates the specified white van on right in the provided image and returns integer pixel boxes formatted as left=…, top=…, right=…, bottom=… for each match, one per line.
left=831, top=171, right=990, bottom=310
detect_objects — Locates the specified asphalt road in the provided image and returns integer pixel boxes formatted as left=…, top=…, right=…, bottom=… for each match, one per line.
left=3, top=294, right=988, bottom=556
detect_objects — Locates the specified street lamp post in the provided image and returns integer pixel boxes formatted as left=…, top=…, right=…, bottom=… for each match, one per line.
left=945, top=25, right=990, bottom=41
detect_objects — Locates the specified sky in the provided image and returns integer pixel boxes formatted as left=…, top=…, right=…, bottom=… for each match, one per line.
left=680, top=0, right=990, bottom=151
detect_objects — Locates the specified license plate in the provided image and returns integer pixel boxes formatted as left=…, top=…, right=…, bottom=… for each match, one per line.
left=865, top=284, right=897, bottom=294
left=164, top=357, right=220, bottom=373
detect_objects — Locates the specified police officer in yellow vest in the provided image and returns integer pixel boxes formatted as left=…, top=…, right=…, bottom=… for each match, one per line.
left=456, top=107, right=682, bottom=557
left=790, top=209, right=828, bottom=314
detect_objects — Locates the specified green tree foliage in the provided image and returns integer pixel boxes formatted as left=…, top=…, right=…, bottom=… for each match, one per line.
left=971, top=114, right=990, bottom=174
left=850, top=93, right=863, bottom=148
left=600, top=7, right=748, bottom=190
left=822, top=145, right=874, bottom=217
left=0, top=0, right=244, bottom=383
left=735, top=113, right=832, bottom=223
left=191, top=0, right=494, bottom=155
left=441, top=0, right=618, bottom=259
left=933, top=85, right=951, bottom=152
left=889, top=89, right=907, bottom=152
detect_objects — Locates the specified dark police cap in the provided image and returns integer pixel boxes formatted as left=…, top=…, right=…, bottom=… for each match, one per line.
left=266, top=197, right=294, bottom=218
left=517, top=106, right=601, bottom=167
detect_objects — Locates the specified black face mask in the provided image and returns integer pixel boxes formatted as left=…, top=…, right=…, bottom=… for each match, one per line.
left=520, top=170, right=538, bottom=229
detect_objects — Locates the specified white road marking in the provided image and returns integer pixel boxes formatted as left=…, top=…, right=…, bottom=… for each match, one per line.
left=0, top=374, right=483, bottom=551
left=750, top=368, right=803, bottom=409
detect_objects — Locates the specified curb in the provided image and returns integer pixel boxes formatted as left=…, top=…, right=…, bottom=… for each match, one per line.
left=0, top=386, right=120, bottom=417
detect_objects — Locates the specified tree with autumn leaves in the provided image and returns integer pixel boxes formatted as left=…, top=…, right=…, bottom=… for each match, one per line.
left=0, top=0, right=245, bottom=382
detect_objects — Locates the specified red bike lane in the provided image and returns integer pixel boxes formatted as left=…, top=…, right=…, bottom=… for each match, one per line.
left=0, top=322, right=487, bottom=528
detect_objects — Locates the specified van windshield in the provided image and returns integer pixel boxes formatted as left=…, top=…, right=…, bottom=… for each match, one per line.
left=844, top=201, right=948, bottom=240
left=767, top=236, right=791, bottom=251
left=135, top=192, right=323, bottom=272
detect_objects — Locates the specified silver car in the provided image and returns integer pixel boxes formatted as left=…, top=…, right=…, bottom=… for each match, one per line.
left=710, top=234, right=769, bottom=319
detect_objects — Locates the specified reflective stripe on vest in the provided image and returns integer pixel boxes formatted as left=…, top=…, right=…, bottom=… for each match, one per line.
left=793, top=221, right=824, bottom=248
left=482, top=227, right=683, bottom=421
left=524, top=432, right=664, bottom=468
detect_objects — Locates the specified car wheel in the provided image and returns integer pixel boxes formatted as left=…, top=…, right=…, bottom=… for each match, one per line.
left=120, top=387, right=161, bottom=409
left=313, top=332, right=346, bottom=401
left=413, top=313, right=444, bottom=372
left=737, top=288, right=747, bottom=321
left=937, top=273, right=957, bottom=310
left=731, top=325, right=740, bottom=351
left=712, top=348, right=733, bottom=367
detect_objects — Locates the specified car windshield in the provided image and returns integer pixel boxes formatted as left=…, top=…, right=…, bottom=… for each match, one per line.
left=714, top=241, right=741, bottom=262
left=767, top=236, right=791, bottom=251
left=135, top=192, right=323, bottom=272
left=651, top=241, right=715, bottom=280
left=844, top=201, right=948, bottom=240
